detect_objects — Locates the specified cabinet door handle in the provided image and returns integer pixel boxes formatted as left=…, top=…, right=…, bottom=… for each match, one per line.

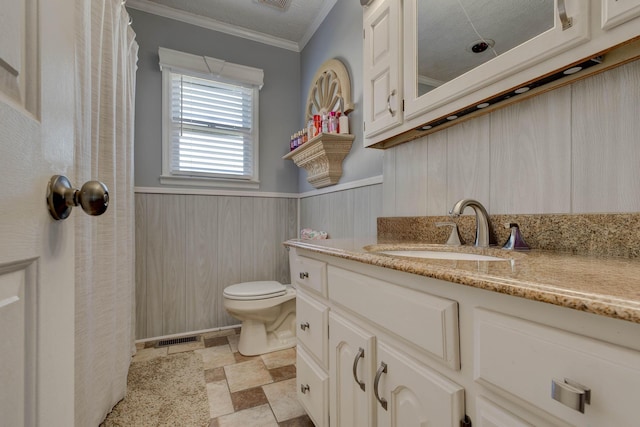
left=300, top=383, right=310, bottom=394
left=299, top=272, right=309, bottom=279
left=352, top=347, right=366, bottom=392
left=551, top=378, right=591, bottom=413
left=557, top=0, right=573, bottom=30
left=374, top=361, right=388, bottom=410
left=387, top=90, right=397, bottom=117
left=300, top=322, right=310, bottom=331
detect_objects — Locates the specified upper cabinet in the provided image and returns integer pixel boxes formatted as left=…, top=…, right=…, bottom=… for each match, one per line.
left=363, top=0, right=640, bottom=148
left=363, top=0, right=402, bottom=138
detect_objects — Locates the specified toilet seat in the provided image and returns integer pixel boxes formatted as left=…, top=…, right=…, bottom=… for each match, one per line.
left=223, top=281, right=287, bottom=300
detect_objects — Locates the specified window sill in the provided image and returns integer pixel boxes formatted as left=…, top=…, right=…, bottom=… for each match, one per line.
left=160, top=175, right=260, bottom=189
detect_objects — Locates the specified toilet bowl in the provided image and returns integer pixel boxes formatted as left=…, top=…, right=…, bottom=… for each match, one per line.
left=223, top=281, right=296, bottom=356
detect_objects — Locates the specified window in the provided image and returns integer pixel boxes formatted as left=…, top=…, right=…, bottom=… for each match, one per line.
left=159, top=48, right=263, bottom=188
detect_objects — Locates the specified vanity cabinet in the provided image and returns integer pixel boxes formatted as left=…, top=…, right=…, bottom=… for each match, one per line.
left=289, top=246, right=640, bottom=426
left=362, top=0, right=640, bottom=148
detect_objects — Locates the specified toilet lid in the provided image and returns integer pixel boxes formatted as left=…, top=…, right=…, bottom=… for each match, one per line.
left=223, top=281, right=287, bottom=300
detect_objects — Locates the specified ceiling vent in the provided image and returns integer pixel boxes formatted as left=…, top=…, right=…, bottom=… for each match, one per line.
left=258, top=0, right=292, bottom=11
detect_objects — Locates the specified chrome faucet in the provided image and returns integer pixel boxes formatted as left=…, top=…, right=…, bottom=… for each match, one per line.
left=449, top=199, right=490, bottom=247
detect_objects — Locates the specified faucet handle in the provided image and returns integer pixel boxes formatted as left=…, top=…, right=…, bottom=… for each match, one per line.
left=436, top=222, right=462, bottom=246
left=502, top=223, right=530, bottom=250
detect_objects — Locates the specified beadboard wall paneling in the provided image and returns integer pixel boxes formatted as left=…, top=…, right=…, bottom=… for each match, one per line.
left=135, top=193, right=298, bottom=339
left=571, top=61, right=640, bottom=213
left=144, top=193, right=164, bottom=338
left=162, top=195, right=187, bottom=335
left=300, top=184, right=383, bottom=239
left=185, top=196, right=218, bottom=332
left=384, top=60, right=640, bottom=217
left=382, top=150, right=396, bottom=216
left=490, top=86, right=572, bottom=214
left=426, top=131, right=448, bottom=216
left=394, top=140, right=429, bottom=216
left=134, top=195, right=147, bottom=339
left=446, top=116, right=491, bottom=211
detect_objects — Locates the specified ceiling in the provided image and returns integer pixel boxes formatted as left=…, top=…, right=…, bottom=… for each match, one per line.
left=126, top=0, right=338, bottom=52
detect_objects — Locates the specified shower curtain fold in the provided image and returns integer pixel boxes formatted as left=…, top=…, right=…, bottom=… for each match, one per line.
left=74, top=1, right=138, bottom=425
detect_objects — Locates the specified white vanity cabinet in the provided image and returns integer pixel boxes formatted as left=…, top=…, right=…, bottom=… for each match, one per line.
left=362, top=0, right=640, bottom=148
left=289, top=246, right=640, bottom=426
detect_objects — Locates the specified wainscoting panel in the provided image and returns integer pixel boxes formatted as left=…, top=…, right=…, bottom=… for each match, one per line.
left=571, top=61, right=640, bottom=213
left=383, top=59, right=640, bottom=217
left=134, top=195, right=147, bottom=339
left=490, top=85, right=572, bottom=214
left=300, top=184, right=383, bottom=239
left=446, top=115, right=491, bottom=211
left=185, top=196, right=218, bottom=332
left=135, top=193, right=298, bottom=339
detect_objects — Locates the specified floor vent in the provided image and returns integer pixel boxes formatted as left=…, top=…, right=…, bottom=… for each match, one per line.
left=156, top=335, right=199, bottom=347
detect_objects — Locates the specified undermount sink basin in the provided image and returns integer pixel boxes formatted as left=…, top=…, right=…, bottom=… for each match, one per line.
left=379, top=250, right=509, bottom=261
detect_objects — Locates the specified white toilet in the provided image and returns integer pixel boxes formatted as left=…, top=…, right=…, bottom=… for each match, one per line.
left=223, top=281, right=297, bottom=356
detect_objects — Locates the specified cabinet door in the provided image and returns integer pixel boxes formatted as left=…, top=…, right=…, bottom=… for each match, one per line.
left=601, top=0, right=640, bottom=30
left=329, top=312, right=376, bottom=427
left=363, top=0, right=402, bottom=139
left=375, top=342, right=465, bottom=427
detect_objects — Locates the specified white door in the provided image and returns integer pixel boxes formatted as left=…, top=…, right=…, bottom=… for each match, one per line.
left=0, top=0, right=77, bottom=426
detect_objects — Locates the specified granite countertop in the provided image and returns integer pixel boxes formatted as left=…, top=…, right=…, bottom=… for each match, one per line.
left=285, top=238, right=640, bottom=324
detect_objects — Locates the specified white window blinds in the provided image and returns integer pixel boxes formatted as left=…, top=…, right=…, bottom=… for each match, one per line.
left=159, top=47, right=263, bottom=187
left=169, top=73, right=255, bottom=179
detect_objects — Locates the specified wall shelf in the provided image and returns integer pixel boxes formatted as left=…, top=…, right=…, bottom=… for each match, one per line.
left=283, top=133, right=355, bottom=189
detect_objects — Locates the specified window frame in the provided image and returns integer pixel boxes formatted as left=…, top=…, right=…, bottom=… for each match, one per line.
left=159, top=47, right=263, bottom=188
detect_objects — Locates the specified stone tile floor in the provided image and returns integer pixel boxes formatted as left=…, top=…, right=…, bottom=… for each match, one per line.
left=133, top=328, right=314, bottom=426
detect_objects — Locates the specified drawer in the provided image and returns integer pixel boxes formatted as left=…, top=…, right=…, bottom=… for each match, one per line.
left=289, top=252, right=327, bottom=296
left=475, top=308, right=640, bottom=426
left=297, top=346, right=329, bottom=427
left=296, top=289, right=329, bottom=367
left=327, top=265, right=460, bottom=370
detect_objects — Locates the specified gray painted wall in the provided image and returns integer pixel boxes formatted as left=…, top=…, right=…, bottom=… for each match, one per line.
left=299, top=1, right=384, bottom=192
left=129, top=9, right=300, bottom=193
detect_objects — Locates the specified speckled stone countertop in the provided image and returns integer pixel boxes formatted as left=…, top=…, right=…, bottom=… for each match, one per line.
left=284, top=238, right=640, bottom=324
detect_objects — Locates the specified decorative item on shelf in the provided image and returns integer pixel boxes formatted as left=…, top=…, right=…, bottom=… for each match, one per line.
left=284, top=58, right=356, bottom=189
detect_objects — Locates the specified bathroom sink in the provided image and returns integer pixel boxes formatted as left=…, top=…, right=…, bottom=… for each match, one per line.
left=379, top=250, right=509, bottom=261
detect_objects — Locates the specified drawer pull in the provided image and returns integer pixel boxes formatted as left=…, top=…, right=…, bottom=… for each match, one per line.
left=374, top=361, right=388, bottom=410
left=551, top=378, right=591, bottom=413
left=352, top=347, right=366, bottom=392
left=299, top=272, right=309, bottom=279
left=300, top=383, right=310, bottom=394
left=300, top=322, right=310, bottom=331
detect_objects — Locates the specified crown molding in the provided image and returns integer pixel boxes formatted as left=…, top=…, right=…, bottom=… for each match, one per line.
left=126, top=0, right=301, bottom=52
left=298, top=0, right=337, bottom=50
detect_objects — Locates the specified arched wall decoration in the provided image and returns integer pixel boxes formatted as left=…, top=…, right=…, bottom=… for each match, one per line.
left=305, top=58, right=355, bottom=121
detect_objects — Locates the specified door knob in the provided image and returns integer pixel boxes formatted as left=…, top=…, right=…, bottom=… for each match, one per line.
left=47, top=175, right=109, bottom=220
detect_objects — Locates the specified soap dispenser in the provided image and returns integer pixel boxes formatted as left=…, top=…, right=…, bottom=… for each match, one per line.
left=502, top=223, right=530, bottom=250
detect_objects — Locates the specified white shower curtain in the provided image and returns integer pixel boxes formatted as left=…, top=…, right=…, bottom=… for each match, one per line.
left=74, top=1, right=138, bottom=425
